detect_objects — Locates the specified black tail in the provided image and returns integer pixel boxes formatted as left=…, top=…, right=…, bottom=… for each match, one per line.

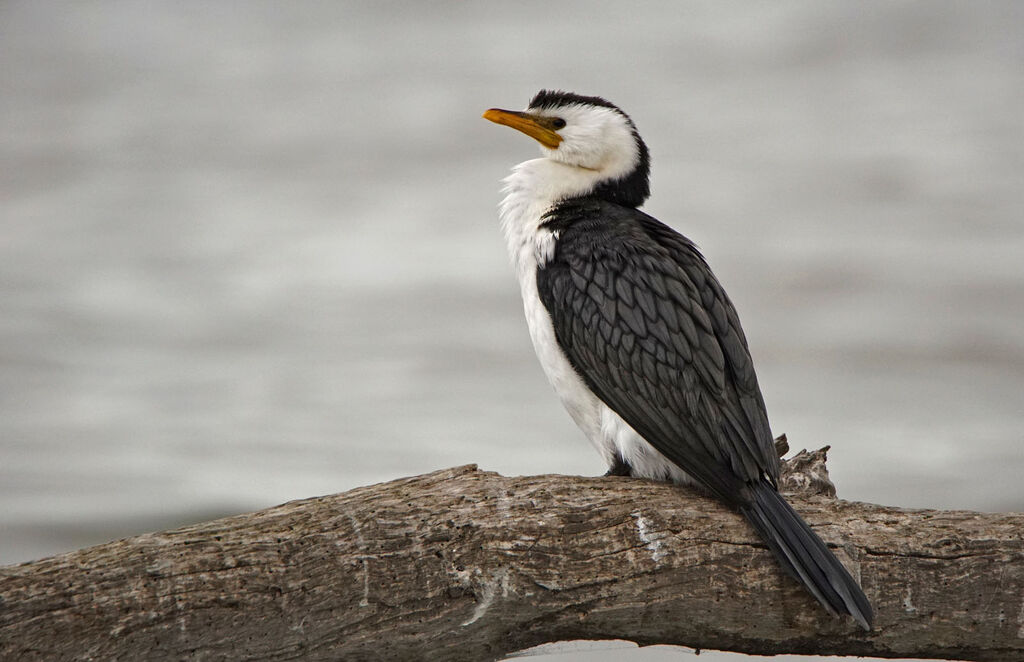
left=739, top=483, right=873, bottom=630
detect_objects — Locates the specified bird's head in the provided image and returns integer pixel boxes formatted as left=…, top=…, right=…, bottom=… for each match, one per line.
left=484, top=90, right=650, bottom=207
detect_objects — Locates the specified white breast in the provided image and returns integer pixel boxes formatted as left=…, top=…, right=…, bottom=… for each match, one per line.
left=498, top=159, right=611, bottom=464
left=497, top=158, right=695, bottom=484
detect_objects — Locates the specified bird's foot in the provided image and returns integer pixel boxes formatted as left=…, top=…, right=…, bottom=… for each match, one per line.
left=603, top=456, right=632, bottom=477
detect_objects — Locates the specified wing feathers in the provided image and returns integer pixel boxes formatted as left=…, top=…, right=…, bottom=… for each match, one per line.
left=537, top=199, right=778, bottom=498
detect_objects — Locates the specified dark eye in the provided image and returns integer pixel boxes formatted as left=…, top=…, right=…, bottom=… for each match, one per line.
left=551, top=118, right=566, bottom=129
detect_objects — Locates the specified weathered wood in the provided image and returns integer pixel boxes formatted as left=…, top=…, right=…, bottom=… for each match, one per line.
left=1, top=449, right=1022, bottom=661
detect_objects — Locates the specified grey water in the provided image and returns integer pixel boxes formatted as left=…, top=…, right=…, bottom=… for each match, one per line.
left=2, top=2, right=1022, bottom=660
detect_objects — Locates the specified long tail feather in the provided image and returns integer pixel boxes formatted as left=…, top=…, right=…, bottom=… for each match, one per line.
left=739, top=483, right=873, bottom=630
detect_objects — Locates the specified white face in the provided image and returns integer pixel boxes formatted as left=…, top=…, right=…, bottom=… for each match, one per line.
left=530, top=104, right=641, bottom=179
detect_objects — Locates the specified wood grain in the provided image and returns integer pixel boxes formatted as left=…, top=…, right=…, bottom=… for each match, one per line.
left=2, top=449, right=1021, bottom=661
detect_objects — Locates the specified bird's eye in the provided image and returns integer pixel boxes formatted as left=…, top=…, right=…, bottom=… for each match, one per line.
left=551, top=118, right=566, bottom=129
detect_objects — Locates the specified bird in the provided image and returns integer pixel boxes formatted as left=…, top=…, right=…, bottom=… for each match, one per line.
left=482, top=89, right=873, bottom=630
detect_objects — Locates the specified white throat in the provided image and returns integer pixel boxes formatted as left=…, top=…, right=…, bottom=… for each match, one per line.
left=498, top=158, right=597, bottom=278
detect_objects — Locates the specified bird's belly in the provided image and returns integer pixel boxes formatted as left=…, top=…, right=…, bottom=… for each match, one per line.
left=518, top=271, right=610, bottom=461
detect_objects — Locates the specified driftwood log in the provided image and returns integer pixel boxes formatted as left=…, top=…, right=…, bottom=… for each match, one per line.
left=1, top=446, right=1022, bottom=661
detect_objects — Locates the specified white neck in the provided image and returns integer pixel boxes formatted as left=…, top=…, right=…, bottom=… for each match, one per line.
left=497, top=157, right=618, bottom=280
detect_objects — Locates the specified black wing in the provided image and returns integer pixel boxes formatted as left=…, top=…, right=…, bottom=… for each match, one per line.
left=537, top=198, right=778, bottom=503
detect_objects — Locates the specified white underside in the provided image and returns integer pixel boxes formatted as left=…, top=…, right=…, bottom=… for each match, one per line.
left=498, top=158, right=694, bottom=484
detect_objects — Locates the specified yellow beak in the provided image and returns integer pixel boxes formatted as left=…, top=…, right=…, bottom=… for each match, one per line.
left=482, top=108, right=563, bottom=149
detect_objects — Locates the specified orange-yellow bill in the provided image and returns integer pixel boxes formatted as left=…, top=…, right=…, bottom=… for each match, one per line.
left=482, top=108, right=562, bottom=149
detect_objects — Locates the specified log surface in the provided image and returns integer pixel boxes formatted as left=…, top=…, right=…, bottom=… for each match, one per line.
left=1, top=450, right=1022, bottom=661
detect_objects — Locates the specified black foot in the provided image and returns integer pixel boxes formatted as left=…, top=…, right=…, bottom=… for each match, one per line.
left=604, top=455, right=632, bottom=477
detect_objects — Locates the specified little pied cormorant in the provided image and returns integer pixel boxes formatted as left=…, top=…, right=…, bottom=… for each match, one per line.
left=483, top=90, right=872, bottom=630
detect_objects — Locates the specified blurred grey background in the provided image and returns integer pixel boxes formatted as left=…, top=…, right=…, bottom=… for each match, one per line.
left=2, top=2, right=1022, bottom=660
